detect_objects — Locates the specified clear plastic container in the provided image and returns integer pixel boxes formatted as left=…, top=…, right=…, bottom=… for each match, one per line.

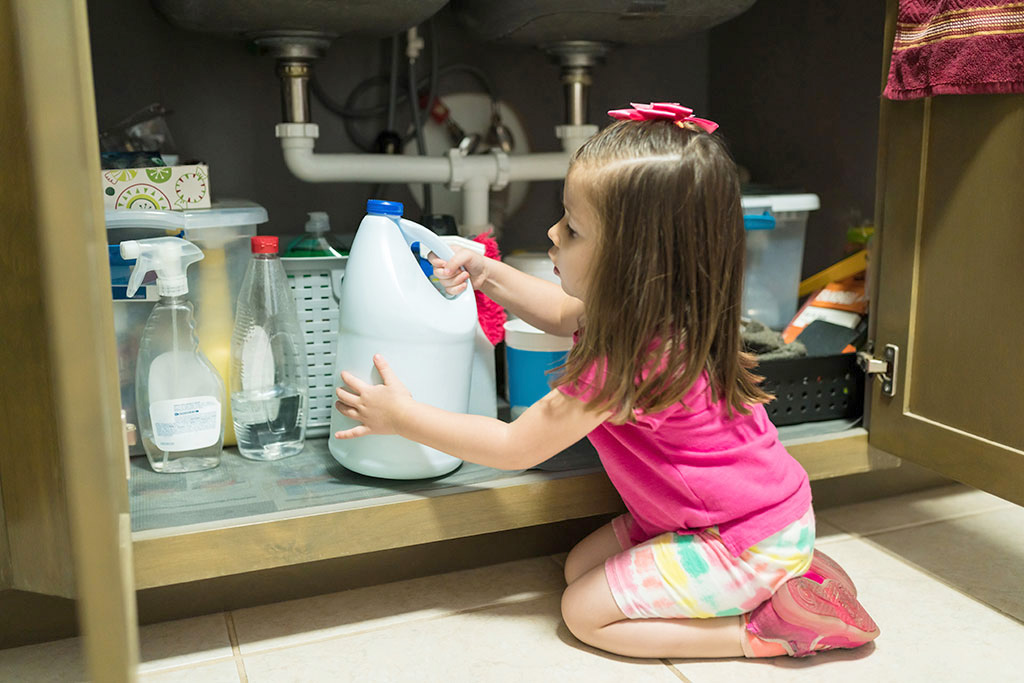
left=107, top=200, right=268, bottom=451
left=230, top=236, right=309, bottom=461
left=740, top=193, right=820, bottom=330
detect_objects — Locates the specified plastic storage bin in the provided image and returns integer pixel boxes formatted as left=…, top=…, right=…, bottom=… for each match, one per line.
left=107, top=201, right=269, bottom=453
left=740, top=193, right=820, bottom=330
left=281, top=255, right=347, bottom=438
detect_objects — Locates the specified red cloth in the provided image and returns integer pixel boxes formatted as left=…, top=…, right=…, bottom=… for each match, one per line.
left=471, top=232, right=506, bottom=344
left=884, top=1, right=1024, bottom=100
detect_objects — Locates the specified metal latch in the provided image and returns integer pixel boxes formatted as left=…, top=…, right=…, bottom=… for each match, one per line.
left=856, top=343, right=899, bottom=397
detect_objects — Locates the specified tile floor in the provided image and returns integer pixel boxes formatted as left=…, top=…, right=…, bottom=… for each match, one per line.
left=1, top=482, right=1021, bottom=682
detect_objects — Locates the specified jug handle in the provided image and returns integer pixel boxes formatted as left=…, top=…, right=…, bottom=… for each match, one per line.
left=398, top=218, right=456, bottom=262
left=398, top=218, right=476, bottom=300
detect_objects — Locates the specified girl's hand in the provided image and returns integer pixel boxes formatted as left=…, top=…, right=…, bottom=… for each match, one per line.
left=334, top=355, right=413, bottom=439
left=427, top=247, right=489, bottom=296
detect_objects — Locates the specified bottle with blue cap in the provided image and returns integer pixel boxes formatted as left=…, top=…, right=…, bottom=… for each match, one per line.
left=328, top=200, right=478, bottom=479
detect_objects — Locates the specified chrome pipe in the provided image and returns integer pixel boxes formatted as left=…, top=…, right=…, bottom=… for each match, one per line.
left=278, top=60, right=311, bottom=123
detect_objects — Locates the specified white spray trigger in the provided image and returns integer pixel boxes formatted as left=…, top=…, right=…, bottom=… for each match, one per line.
left=120, top=236, right=204, bottom=298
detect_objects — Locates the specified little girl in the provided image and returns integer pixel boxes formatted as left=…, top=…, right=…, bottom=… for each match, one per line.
left=334, top=102, right=879, bottom=660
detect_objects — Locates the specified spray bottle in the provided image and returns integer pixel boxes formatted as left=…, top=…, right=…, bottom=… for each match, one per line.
left=284, top=211, right=348, bottom=257
left=121, top=236, right=225, bottom=473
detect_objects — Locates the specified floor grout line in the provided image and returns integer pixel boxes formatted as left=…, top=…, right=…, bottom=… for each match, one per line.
left=818, top=503, right=1014, bottom=538
left=224, top=612, right=249, bottom=683
left=136, top=656, right=237, bottom=678
left=847, top=534, right=1024, bottom=626
left=813, top=533, right=856, bottom=546
left=814, top=512, right=1024, bottom=628
left=548, top=552, right=567, bottom=569
left=661, top=659, right=694, bottom=682
left=232, top=589, right=565, bottom=659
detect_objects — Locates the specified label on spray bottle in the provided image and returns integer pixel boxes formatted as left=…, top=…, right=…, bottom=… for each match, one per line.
left=150, top=396, right=222, bottom=451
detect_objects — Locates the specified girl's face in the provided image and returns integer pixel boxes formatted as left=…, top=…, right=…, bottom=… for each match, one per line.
left=547, top=171, right=600, bottom=300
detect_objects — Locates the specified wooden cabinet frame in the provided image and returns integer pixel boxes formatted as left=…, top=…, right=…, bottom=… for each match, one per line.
left=2, top=0, right=138, bottom=679
left=131, top=429, right=887, bottom=588
left=866, top=0, right=1023, bottom=504
left=5, top=0, right=1021, bottom=678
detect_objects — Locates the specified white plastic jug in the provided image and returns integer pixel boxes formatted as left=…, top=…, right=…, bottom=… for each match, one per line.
left=329, top=200, right=477, bottom=479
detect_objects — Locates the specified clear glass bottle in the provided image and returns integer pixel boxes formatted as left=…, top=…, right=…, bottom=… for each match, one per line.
left=230, top=236, right=309, bottom=460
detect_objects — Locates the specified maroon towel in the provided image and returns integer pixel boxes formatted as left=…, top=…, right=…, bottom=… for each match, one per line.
left=884, top=0, right=1024, bottom=100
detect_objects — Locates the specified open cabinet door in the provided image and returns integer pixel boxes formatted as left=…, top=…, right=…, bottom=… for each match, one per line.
left=1, top=0, right=139, bottom=679
left=869, top=0, right=1024, bottom=505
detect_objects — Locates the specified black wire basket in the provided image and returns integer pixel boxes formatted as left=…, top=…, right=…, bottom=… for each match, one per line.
left=757, top=354, right=865, bottom=427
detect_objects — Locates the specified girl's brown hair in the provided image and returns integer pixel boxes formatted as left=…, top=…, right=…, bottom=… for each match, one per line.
left=552, top=119, right=771, bottom=423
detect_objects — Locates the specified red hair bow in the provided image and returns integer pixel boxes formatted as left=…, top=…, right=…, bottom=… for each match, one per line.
left=607, top=102, right=719, bottom=134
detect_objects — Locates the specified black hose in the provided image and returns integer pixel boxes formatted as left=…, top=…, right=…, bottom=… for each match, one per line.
left=387, top=35, right=399, bottom=131
left=309, top=19, right=499, bottom=183
left=313, top=63, right=497, bottom=122
left=424, top=19, right=439, bottom=120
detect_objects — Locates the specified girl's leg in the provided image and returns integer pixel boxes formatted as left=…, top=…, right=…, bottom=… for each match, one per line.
left=560, top=563, right=746, bottom=659
left=563, top=520, right=624, bottom=584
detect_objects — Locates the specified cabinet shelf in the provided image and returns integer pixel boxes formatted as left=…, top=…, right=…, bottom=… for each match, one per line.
left=129, top=421, right=887, bottom=589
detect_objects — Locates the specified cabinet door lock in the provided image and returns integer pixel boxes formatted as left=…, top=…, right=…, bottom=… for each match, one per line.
left=856, top=343, right=899, bottom=397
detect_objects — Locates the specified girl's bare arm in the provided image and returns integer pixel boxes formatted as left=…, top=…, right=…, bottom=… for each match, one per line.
left=430, top=250, right=583, bottom=338
left=335, top=355, right=606, bottom=470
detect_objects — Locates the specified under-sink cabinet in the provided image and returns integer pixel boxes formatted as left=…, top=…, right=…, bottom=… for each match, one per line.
left=2, top=0, right=1021, bottom=679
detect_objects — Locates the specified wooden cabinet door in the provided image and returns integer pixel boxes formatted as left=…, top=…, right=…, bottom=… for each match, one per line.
left=869, top=2, right=1024, bottom=504
left=2, top=1, right=138, bottom=679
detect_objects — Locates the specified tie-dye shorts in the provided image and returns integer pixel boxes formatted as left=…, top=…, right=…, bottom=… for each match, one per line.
left=604, top=506, right=815, bottom=619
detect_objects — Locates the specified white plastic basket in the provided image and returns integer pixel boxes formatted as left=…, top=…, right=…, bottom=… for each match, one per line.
left=282, top=256, right=347, bottom=438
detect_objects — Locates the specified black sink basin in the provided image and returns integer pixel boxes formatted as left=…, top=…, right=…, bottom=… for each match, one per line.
left=152, top=0, right=449, bottom=38
left=450, top=0, right=757, bottom=45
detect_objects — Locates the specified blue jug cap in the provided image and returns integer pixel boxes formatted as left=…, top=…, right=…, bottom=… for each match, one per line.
left=366, top=199, right=404, bottom=216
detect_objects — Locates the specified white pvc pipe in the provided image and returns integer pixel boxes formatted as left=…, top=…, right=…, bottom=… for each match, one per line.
left=279, top=132, right=579, bottom=234
left=506, top=153, right=571, bottom=181
left=281, top=134, right=573, bottom=186
left=280, top=137, right=449, bottom=183
left=461, top=176, right=491, bottom=234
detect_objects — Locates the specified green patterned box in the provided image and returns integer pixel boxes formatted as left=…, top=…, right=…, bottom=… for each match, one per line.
left=101, top=163, right=211, bottom=211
